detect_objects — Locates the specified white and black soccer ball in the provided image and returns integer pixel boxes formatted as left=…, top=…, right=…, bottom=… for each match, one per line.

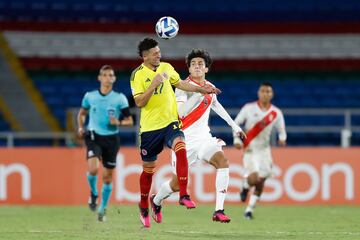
left=155, top=16, right=179, bottom=39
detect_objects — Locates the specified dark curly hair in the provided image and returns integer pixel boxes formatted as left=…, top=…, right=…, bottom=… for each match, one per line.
left=137, top=38, right=158, bottom=57
left=186, top=49, right=212, bottom=69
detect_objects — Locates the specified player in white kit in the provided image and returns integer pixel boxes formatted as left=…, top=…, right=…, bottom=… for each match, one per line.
left=233, top=82, right=286, bottom=219
left=151, top=49, right=246, bottom=223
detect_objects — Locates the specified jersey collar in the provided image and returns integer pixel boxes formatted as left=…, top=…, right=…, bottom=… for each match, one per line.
left=188, top=76, right=207, bottom=87
left=98, top=89, right=113, bottom=97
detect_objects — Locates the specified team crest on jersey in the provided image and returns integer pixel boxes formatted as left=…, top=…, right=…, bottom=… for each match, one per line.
left=203, top=98, right=209, bottom=106
left=269, top=114, right=274, bottom=121
left=141, top=149, right=147, bottom=155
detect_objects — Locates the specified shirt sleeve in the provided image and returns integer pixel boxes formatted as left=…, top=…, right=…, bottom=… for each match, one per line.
left=130, top=72, right=145, bottom=98
left=175, top=88, right=187, bottom=104
left=234, top=105, right=247, bottom=126
left=81, top=92, right=90, bottom=109
left=276, top=109, right=287, bottom=141
left=167, top=63, right=180, bottom=86
left=233, top=105, right=247, bottom=145
left=211, top=94, right=242, bottom=132
left=119, top=93, right=130, bottom=109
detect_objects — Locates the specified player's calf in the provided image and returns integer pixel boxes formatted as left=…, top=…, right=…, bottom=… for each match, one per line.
left=240, top=188, right=249, bottom=202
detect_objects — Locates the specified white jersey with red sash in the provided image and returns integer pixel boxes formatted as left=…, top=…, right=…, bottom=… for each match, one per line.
left=234, top=101, right=286, bottom=151
left=176, top=78, right=215, bottom=141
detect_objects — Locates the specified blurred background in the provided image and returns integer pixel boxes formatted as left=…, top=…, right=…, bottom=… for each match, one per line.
left=0, top=0, right=360, bottom=147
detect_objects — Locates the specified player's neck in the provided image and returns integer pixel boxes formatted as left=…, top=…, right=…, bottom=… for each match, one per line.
left=143, top=62, right=157, bottom=71
left=258, top=101, right=271, bottom=110
left=99, top=86, right=112, bottom=95
left=189, top=76, right=205, bottom=86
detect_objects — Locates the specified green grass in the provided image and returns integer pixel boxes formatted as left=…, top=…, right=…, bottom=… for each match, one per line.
left=0, top=205, right=359, bottom=240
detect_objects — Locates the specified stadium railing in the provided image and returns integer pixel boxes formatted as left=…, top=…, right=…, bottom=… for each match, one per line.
left=0, top=108, right=359, bottom=148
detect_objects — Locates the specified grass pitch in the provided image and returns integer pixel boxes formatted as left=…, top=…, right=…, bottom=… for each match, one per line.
left=0, top=205, right=359, bottom=240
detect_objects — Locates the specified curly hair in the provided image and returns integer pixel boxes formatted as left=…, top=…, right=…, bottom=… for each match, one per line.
left=137, top=38, right=158, bottom=57
left=185, top=49, right=213, bottom=68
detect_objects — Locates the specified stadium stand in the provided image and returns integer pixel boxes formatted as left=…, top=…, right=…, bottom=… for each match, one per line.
left=1, top=0, right=360, bottom=146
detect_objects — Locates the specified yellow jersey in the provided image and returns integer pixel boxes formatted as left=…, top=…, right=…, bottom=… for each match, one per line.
left=130, top=62, right=180, bottom=132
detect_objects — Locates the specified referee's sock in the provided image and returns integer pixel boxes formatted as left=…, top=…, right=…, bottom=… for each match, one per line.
left=98, top=183, right=113, bottom=213
left=174, top=141, right=189, bottom=197
left=87, top=172, right=98, bottom=196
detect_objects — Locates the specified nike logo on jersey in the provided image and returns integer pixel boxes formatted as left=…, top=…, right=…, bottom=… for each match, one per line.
left=145, top=78, right=151, bottom=82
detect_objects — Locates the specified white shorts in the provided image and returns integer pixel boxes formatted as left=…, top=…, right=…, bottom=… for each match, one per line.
left=171, top=137, right=225, bottom=174
left=243, top=148, right=273, bottom=178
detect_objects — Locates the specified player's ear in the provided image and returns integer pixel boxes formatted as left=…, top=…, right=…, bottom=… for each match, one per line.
left=111, top=77, right=116, bottom=83
left=204, top=67, right=209, bottom=73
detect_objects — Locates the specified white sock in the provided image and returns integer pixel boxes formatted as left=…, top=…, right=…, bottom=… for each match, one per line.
left=153, top=180, right=173, bottom=206
left=245, top=194, right=259, bottom=213
left=242, top=178, right=249, bottom=189
left=215, top=168, right=229, bottom=211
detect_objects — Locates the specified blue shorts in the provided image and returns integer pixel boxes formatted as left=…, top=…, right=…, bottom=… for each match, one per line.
left=140, top=121, right=184, bottom=161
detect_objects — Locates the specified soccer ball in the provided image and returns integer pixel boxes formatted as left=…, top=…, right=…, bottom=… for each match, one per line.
left=155, top=16, right=179, bottom=39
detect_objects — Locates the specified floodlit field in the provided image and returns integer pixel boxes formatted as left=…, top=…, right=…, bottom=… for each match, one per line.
left=0, top=205, right=359, bottom=240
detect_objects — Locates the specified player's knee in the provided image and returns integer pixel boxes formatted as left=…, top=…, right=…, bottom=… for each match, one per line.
left=88, top=168, right=98, bottom=176
left=210, top=152, right=228, bottom=169
left=218, top=157, right=229, bottom=168
left=103, top=176, right=112, bottom=184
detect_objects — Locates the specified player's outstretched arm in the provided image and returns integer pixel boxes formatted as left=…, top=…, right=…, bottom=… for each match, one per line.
left=211, top=98, right=246, bottom=139
left=175, top=80, right=221, bottom=95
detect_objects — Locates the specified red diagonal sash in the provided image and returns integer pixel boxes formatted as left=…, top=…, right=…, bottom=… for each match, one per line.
left=180, top=94, right=213, bottom=130
left=243, top=110, right=277, bottom=148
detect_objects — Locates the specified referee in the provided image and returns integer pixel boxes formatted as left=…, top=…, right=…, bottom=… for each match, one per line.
left=77, top=65, right=133, bottom=222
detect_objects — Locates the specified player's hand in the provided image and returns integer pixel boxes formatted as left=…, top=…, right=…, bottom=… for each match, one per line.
left=77, top=127, right=85, bottom=138
left=151, top=73, right=165, bottom=89
left=201, top=83, right=221, bottom=95
left=110, top=116, right=120, bottom=126
left=233, top=125, right=247, bottom=140
left=278, top=140, right=286, bottom=146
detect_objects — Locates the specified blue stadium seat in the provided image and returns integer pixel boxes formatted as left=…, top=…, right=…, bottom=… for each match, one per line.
left=29, top=70, right=360, bottom=146
left=3, top=0, right=360, bottom=22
